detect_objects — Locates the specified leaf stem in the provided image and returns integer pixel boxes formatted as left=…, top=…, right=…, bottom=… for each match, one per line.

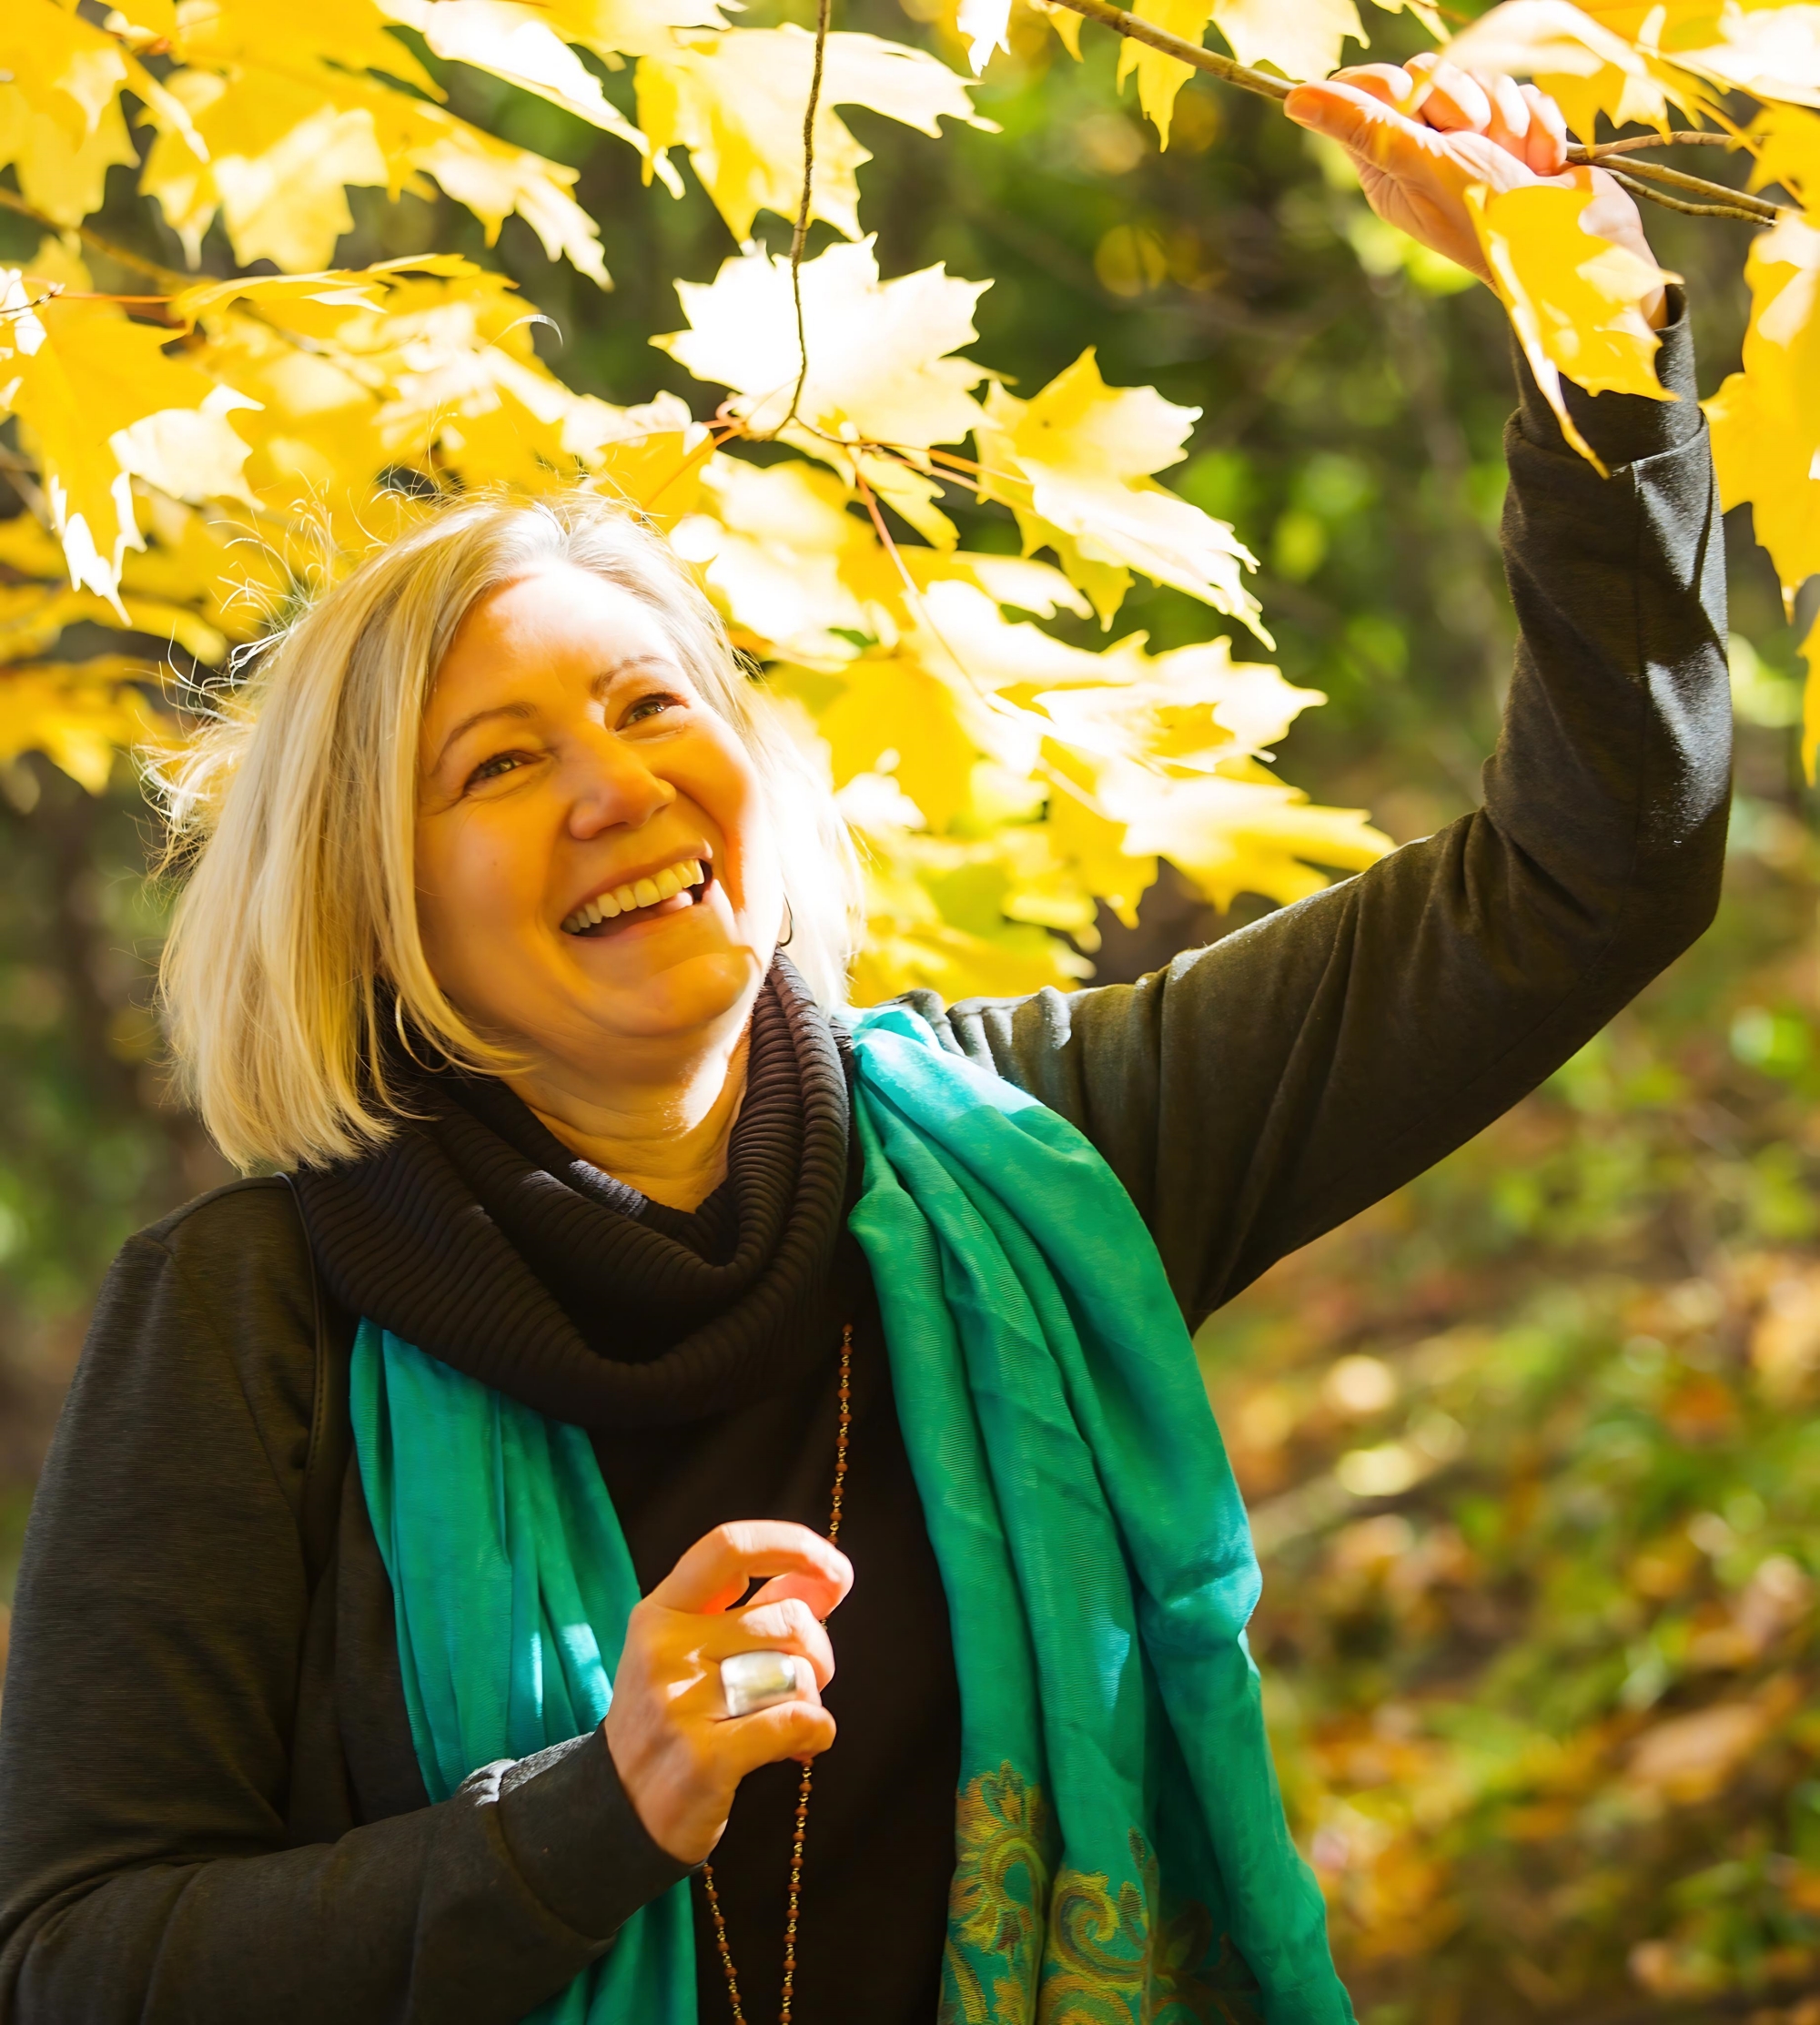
left=1034, top=0, right=1787, bottom=224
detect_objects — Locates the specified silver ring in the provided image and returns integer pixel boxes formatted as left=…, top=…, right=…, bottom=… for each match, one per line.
left=720, top=1648, right=804, bottom=1719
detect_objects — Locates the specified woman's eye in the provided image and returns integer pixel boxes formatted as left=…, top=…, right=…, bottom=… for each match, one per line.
left=465, top=751, right=528, bottom=790
left=622, top=691, right=683, bottom=729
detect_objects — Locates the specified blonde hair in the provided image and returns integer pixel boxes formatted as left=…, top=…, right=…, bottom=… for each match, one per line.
left=156, top=492, right=862, bottom=1173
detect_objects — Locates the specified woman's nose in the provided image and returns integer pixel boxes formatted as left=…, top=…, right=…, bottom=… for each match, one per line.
left=566, top=732, right=676, bottom=837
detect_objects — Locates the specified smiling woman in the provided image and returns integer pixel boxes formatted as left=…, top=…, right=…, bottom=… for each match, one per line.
left=157, top=501, right=858, bottom=1192
left=0, top=62, right=1738, bottom=2025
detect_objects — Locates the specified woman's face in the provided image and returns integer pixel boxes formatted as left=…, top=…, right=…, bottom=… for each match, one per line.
left=415, top=562, right=782, bottom=1069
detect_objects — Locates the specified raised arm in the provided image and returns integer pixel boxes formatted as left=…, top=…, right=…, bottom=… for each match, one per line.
left=921, top=67, right=1729, bottom=1330
left=0, top=1185, right=682, bottom=2024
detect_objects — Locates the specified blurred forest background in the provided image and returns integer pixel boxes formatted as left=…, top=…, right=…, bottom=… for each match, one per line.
left=4, top=2, right=1818, bottom=2018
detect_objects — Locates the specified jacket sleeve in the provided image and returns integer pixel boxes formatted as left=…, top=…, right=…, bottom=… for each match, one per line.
left=0, top=1189, right=684, bottom=2024
left=929, top=298, right=1730, bottom=1329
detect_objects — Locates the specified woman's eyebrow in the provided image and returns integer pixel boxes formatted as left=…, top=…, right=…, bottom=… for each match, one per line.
left=430, top=700, right=535, bottom=773
left=430, top=655, right=678, bottom=770
left=591, top=653, right=678, bottom=695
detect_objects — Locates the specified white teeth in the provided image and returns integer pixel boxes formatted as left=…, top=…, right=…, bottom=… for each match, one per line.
left=563, top=856, right=711, bottom=935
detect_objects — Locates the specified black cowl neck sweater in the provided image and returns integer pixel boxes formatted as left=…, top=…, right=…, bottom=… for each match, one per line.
left=293, top=959, right=962, bottom=2025
left=293, top=959, right=852, bottom=1422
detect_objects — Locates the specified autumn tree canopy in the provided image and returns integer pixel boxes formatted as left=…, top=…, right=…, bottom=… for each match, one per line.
left=3, top=0, right=1818, bottom=998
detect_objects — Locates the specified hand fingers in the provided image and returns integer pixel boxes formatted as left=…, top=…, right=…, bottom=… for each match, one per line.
left=744, top=1570, right=843, bottom=1616
left=1520, top=82, right=1568, bottom=175
left=1482, top=71, right=1532, bottom=157
left=1327, top=63, right=1419, bottom=110
left=714, top=1696, right=837, bottom=1781
left=1282, top=77, right=1441, bottom=167
left=700, top=1597, right=836, bottom=1692
left=1405, top=55, right=1492, bottom=135
left=650, top=1520, right=854, bottom=1617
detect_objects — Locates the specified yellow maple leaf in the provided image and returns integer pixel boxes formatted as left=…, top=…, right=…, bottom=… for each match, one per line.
left=1119, top=0, right=1364, bottom=142
left=635, top=26, right=986, bottom=242
left=393, top=104, right=612, bottom=285
left=143, top=35, right=610, bottom=284
left=1041, top=753, right=1158, bottom=928
left=956, top=0, right=1015, bottom=74
left=0, top=579, right=224, bottom=665
left=1705, top=210, right=1820, bottom=605
left=0, top=657, right=165, bottom=793
left=8, top=0, right=200, bottom=146
left=379, top=0, right=647, bottom=154
left=165, top=0, right=440, bottom=89
left=0, top=83, right=139, bottom=228
left=817, top=655, right=986, bottom=830
left=0, top=273, right=250, bottom=609
left=567, top=393, right=713, bottom=529
left=540, top=0, right=732, bottom=61
left=1464, top=175, right=1676, bottom=475
left=2, top=0, right=200, bottom=224
left=1033, top=639, right=1325, bottom=774
left=688, top=456, right=881, bottom=661
left=974, top=349, right=1263, bottom=634
left=657, top=238, right=990, bottom=450
left=1746, top=101, right=1820, bottom=207
left=1663, top=2, right=1820, bottom=106
left=1119, top=770, right=1390, bottom=910
left=142, top=67, right=390, bottom=270
left=1443, top=0, right=1712, bottom=141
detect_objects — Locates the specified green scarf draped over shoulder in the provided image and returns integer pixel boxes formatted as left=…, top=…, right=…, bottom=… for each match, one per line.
left=351, top=1001, right=1351, bottom=2025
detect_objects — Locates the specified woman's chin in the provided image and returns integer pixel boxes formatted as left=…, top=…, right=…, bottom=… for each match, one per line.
left=577, top=946, right=765, bottom=1043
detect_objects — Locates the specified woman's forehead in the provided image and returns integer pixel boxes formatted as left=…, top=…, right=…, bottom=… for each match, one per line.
left=432, top=568, right=680, bottom=703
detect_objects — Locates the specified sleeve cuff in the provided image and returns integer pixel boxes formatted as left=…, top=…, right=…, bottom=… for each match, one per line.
left=1512, top=284, right=1701, bottom=469
left=494, top=1727, right=691, bottom=1942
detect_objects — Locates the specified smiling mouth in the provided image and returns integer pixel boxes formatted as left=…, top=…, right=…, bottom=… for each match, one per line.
left=561, top=857, right=711, bottom=937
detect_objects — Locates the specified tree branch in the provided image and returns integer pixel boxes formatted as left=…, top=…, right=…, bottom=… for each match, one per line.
left=1035, top=0, right=1787, bottom=225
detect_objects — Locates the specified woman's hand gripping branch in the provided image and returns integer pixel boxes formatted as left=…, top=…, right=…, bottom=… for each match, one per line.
left=602, top=1520, right=854, bottom=1865
left=1284, top=56, right=1668, bottom=329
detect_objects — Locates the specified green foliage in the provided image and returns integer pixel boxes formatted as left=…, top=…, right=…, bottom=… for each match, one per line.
left=1209, top=800, right=1820, bottom=2019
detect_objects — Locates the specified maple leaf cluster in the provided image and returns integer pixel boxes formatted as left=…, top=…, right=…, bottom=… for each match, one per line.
left=0, top=0, right=1816, bottom=999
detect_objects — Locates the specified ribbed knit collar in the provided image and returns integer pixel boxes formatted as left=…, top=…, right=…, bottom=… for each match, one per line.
left=292, top=959, right=851, bottom=1427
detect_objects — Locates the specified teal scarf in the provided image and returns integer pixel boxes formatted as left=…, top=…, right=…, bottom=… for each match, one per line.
left=351, top=1002, right=1350, bottom=2025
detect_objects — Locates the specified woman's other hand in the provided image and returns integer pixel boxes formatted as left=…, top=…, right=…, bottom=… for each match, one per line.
left=1284, top=57, right=1667, bottom=329
left=602, top=1520, right=854, bottom=1865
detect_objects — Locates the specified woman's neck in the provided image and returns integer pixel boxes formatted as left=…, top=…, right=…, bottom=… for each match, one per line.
left=508, top=1024, right=752, bottom=1213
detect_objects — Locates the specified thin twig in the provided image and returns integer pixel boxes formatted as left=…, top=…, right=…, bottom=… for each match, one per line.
left=1582, top=130, right=1734, bottom=156
left=0, top=189, right=191, bottom=292
left=768, top=0, right=834, bottom=440
left=1601, top=166, right=1772, bottom=221
left=1034, top=0, right=1787, bottom=224
left=1584, top=152, right=1782, bottom=219
left=1044, top=0, right=1291, bottom=98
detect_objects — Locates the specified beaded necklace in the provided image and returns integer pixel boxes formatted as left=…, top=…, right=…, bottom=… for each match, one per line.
left=700, top=1321, right=853, bottom=2025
